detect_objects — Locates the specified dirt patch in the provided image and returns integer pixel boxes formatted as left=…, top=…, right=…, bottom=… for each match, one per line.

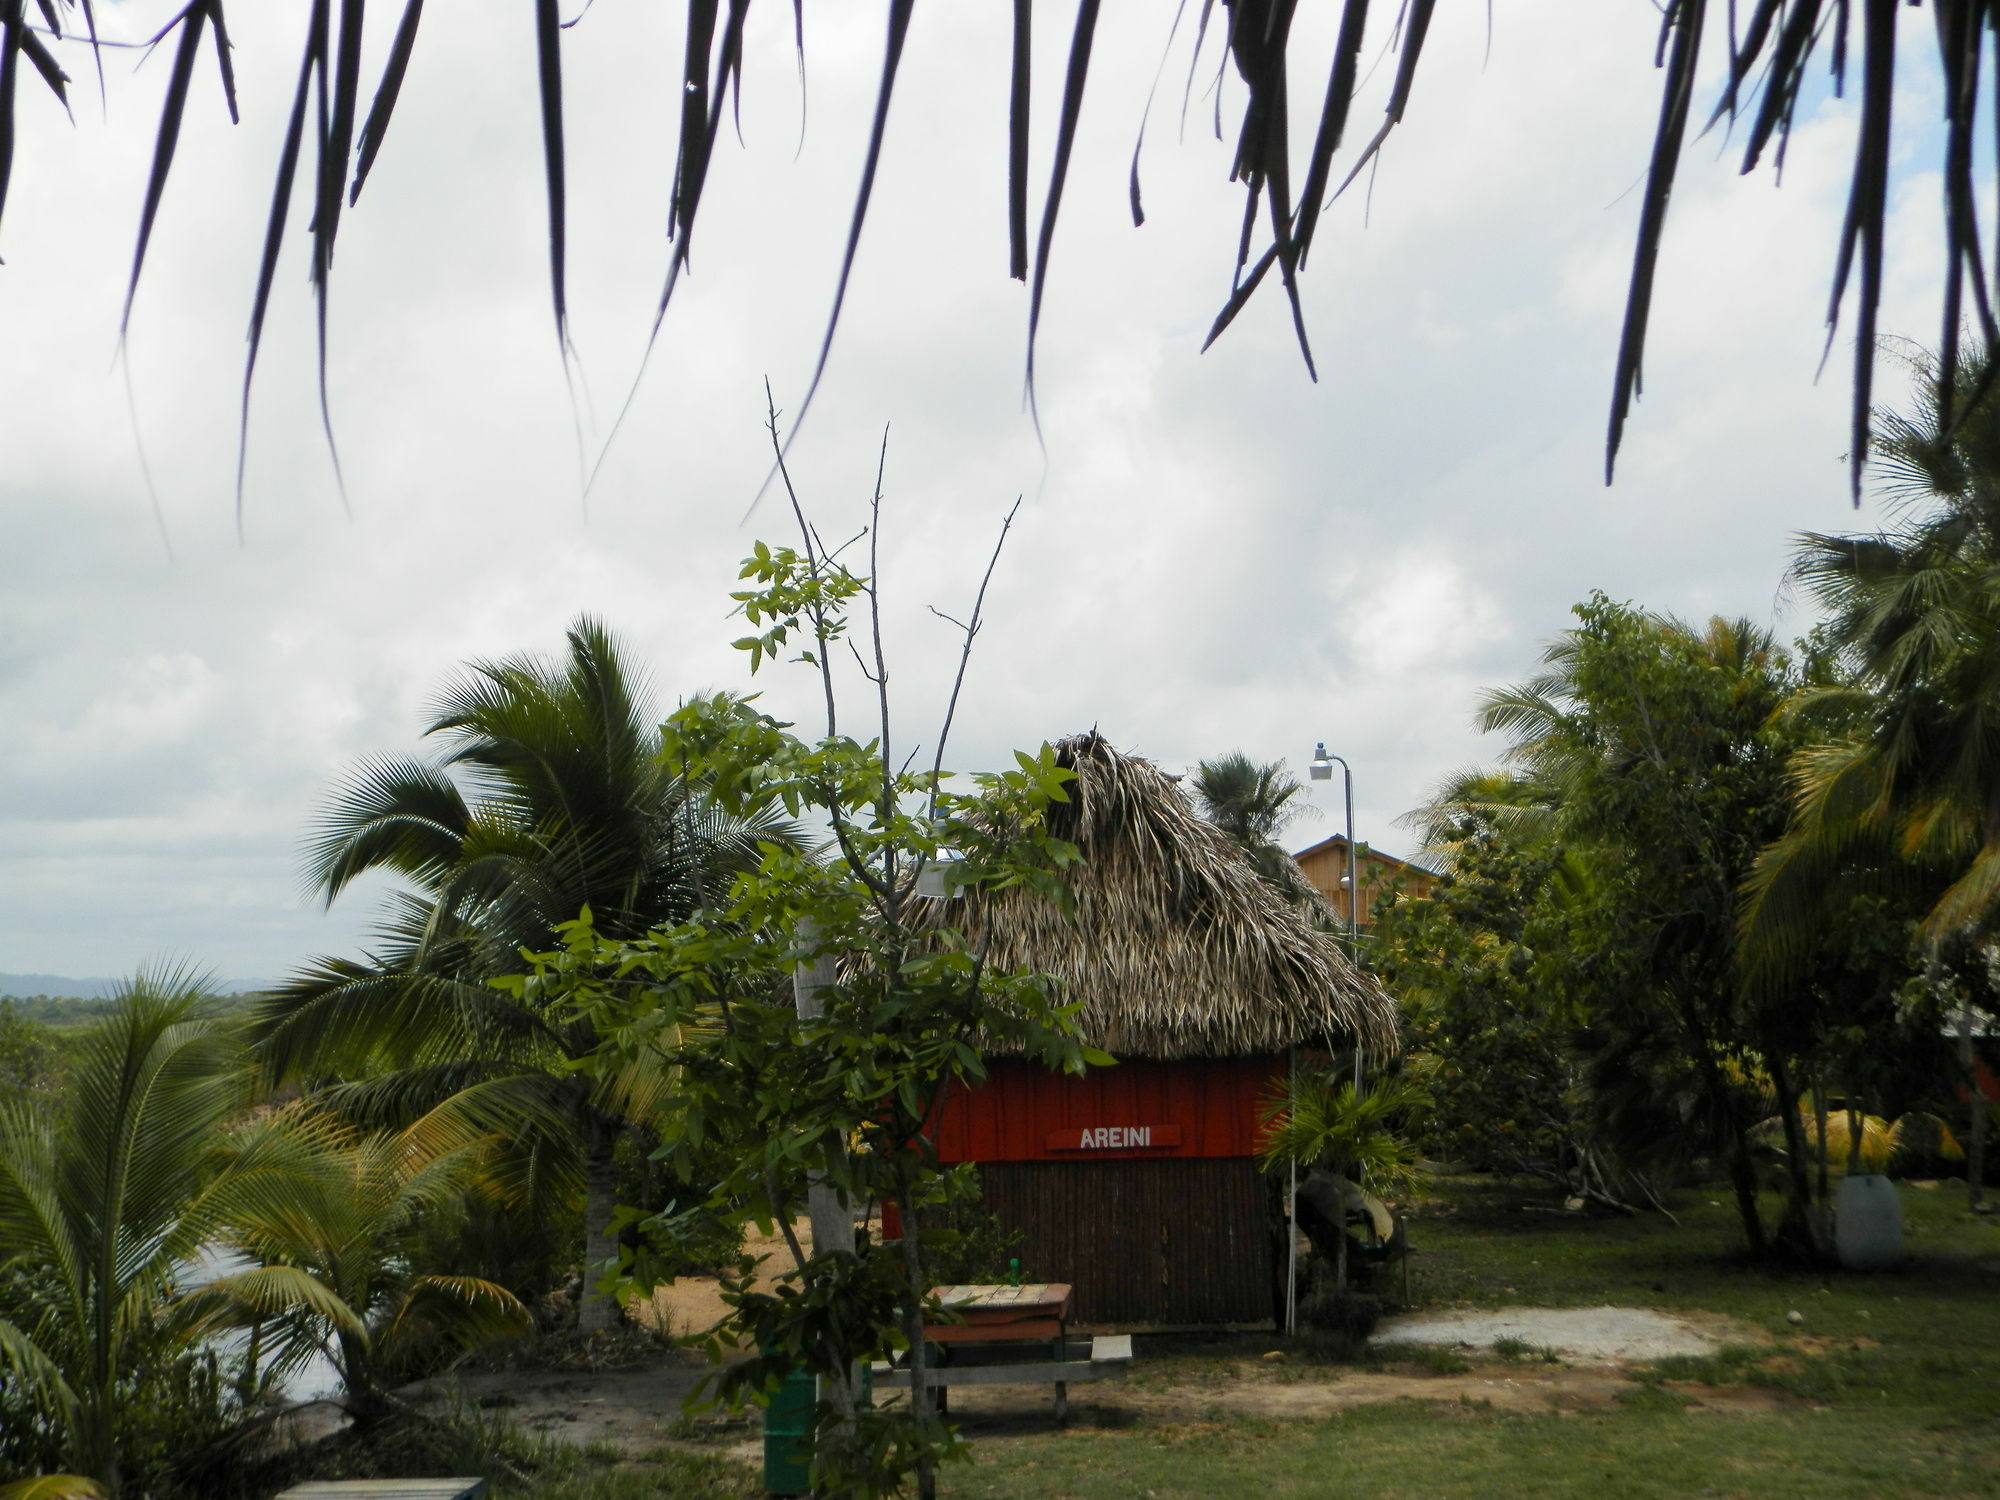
left=405, top=1332, right=1807, bottom=1461
left=937, top=1350, right=1797, bottom=1433
left=1660, top=1381, right=1796, bottom=1413
left=412, top=1295, right=1792, bottom=1458
left=404, top=1352, right=720, bottom=1457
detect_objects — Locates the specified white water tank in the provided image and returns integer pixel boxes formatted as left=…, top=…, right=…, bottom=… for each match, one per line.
left=1835, top=1173, right=1904, bottom=1271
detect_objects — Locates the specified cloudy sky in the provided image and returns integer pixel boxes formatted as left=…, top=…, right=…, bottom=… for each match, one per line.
left=0, top=1, right=1949, bottom=982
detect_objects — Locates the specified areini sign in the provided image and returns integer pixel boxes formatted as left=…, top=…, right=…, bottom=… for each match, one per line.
left=1044, top=1124, right=1182, bottom=1151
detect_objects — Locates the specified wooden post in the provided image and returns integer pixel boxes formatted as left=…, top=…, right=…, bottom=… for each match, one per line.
left=793, top=918, right=853, bottom=1259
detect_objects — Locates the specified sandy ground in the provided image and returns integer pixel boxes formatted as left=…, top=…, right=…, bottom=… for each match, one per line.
left=1371, top=1305, right=1726, bottom=1362
left=631, top=1219, right=816, bottom=1344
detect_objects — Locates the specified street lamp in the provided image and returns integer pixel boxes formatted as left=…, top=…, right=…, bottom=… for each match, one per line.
left=1307, top=743, right=1360, bottom=953
left=1291, top=741, right=1371, bottom=1330
left=1308, top=743, right=1364, bottom=1092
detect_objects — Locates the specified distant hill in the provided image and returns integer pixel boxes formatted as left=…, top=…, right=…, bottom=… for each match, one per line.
left=0, top=973, right=273, bottom=1000
left=0, top=972, right=122, bottom=1000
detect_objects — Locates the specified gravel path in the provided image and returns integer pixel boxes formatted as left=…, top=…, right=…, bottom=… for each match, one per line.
left=1372, top=1305, right=1721, bottom=1362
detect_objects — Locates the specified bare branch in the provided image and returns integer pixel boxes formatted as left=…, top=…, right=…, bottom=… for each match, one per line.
left=929, top=496, right=1021, bottom=818
left=867, top=424, right=897, bottom=914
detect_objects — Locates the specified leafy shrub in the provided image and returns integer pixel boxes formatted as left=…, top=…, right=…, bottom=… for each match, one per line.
left=0, top=1340, right=275, bottom=1500
left=1296, top=1286, right=1382, bottom=1362
left=916, top=1164, right=1022, bottom=1286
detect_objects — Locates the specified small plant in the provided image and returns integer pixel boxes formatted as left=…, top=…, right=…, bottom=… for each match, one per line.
left=1616, top=1382, right=1694, bottom=1411
left=1642, top=1344, right=1768, bottom=1386
left=1491, top=1337, right=1562, bottom=1365
left=1370, top=1341, right=1473, bottom=1376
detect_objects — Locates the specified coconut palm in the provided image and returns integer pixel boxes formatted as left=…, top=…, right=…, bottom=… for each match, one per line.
left=1191, top=751, right=1317, bottom=898
left=1192, top=752, right=1306, bottom=848
left=0, top=974, right=319, bottom=1499
left=1754, top=344, right=2000, bottom=947
left=1399, top=766, right=1561, bottom=871
left=1745, top=344, right=2000, bottom=1206
left=193, top=1110, right=531, bottom=1427
left=257, top=618, right=801, bottom=1330
left=1258, top=1071, right=1428, bottom=1291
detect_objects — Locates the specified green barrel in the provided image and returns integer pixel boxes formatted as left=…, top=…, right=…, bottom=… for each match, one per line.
left=762, top=1364, right=817, bottom=1496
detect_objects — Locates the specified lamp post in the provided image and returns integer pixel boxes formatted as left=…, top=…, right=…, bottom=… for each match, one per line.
left=1308, top=743, right=1363, bottom=1094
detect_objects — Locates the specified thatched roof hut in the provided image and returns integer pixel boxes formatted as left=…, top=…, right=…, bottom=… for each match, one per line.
left=957, top=731, right=1398, bottom=1061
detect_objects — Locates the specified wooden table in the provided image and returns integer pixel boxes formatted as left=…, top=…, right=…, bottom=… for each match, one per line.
left=928, top=1283, right=1073, bottom=1345
left=871, top=1282, right=1132, bottom=1420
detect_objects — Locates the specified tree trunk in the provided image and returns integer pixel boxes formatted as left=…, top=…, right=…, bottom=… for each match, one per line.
left=1699, top=1047, right=1767, bottom=1257
left=579, top=1109, right=621, bottom=1334
left=1961, top=1004, right=1988, bottom=1212
left=1813, top=1075, right=1831, bottom=1207
left=1770, top=1054, right=1824, bottom=1262
left=1725, top=1123, right=1767, bottom=1256
left=894, top=1165, right=938, bottom=1500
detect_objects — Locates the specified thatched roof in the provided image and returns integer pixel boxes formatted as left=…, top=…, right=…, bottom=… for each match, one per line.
left=955, top=731, right=1399, bottom=1061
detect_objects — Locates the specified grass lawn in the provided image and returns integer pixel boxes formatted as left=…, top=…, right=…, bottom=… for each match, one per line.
left=937, top=1175, right=2000, bottom=1498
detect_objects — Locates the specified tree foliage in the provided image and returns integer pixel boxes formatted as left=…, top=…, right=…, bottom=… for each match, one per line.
left=509, top=548, right=1097, bottom=1496
left=1374, top=813, right=1665, bottom=1212
left=1380, top=597, right=1858, bottom=1253
left=194, top=1110, right=532, bottom=1427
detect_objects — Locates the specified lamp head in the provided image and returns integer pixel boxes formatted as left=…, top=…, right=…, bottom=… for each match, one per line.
left=914, top=851, right=965, bottom=900
left=1308, top=741, right=1334, bottom=782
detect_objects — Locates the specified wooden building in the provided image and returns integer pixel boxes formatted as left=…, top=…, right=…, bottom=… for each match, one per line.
left=1291, top=834, right=1437, bottom=932
left=931, top=732, right=1398, bottom=1328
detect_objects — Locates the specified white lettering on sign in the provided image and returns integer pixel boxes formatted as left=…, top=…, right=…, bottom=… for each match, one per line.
left=1080, top=1126, right=1150, bottom=1148
left=1043, top=1124, right=1181, bottom=1151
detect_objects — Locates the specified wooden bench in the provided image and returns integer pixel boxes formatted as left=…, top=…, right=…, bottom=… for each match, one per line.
left=272, top=1482, right=488, bottom=1500
left=872, top=1333, right=1134, bottom=1420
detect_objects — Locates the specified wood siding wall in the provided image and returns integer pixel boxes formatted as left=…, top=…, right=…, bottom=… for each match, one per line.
left=1292, top=838, right=1435, bottom=931
left=980, top=1157, right=1276, bottom=1325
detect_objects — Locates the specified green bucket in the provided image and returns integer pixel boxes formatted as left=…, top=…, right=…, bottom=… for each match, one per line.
left=762, top=1364, right=817, bottom=1497
left=760, top=1361, right=875, bottom=1496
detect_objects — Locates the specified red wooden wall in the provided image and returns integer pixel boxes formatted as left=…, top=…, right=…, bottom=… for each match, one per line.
left=931, top=1055, right=1282, bottom=1164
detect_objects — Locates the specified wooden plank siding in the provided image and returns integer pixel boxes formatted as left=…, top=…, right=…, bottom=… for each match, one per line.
left=1290, top=835, right=1437, bottom=932
left=932, top=1057, right=1279, bottom=1164
left=924, top=1056, right=1285, bottom=1326
left=979, top=1157, right=1277, bottom=1325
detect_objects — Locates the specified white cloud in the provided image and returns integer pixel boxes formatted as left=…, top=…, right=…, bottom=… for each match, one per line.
left=0, top=0, right=1952, bottom=975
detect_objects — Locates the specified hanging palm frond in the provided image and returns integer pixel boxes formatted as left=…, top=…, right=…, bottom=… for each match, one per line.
left=3, top=2, right=1987, bottom=498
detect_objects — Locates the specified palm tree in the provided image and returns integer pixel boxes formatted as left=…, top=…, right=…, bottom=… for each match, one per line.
left=194, top=1110, right=531, bottom=1427
left=1745, top=343, right=2000, bottom=1205
left=1399, top=766, right=1561, bottom=871
left=257, top=618, right=800, bottom=1331
left=0, top=974, right=312, bottom=1499
left=1191, top=751, right=1315, bottom=896
left=1258, top=1071, right=1428, bottom=1292
left=1757, top=345, right=2000, bottom=943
